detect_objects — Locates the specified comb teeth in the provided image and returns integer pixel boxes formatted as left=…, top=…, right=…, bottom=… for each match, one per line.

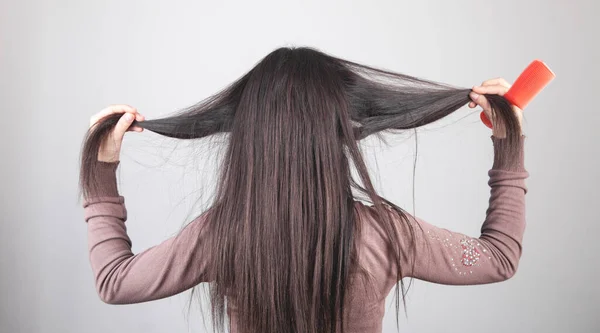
left=503, top=59, right=556, bottom=110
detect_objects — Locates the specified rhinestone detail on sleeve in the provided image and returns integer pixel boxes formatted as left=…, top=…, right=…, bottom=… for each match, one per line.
left=460, top=239, right=481, bottom=266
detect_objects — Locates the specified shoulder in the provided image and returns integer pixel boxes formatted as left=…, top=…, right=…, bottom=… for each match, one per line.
left=351, top=200, right=401, bottom=297
left=352, top=200, right=397, bottom=250
left=352, top=200, right=399, bottom=228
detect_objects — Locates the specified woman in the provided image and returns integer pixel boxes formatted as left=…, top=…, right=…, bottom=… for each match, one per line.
left=79, top=46, right=528, bottom=333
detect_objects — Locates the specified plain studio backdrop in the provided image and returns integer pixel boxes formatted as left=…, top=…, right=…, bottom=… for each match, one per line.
left=1, top=0, right=598, bottom=332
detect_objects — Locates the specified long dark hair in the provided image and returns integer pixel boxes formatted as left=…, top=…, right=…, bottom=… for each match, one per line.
left=79, top=46, right=522, bottom=333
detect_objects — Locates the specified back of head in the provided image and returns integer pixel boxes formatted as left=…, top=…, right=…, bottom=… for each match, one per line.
left=209, top=46, right=364, bottom=333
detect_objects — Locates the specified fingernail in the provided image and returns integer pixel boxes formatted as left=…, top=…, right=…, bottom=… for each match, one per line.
left=470, top=92, right=479, bottom=100
left=125, top=113, right=133, bottom=120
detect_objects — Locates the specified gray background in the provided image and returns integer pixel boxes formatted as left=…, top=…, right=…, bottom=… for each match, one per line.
left=1, top=0, right=598, bottom=332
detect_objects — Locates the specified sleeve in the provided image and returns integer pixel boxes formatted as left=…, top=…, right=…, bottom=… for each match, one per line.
left=392, top=134, right=529, bottom=285
left=82, top=161, right=213, bottom=304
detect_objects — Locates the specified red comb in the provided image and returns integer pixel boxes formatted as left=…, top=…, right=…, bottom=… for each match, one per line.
left=480, top=59, right=555, bottom=129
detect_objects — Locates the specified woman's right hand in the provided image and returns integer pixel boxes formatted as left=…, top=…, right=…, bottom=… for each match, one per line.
left=468, top=77, right=524, bottom=138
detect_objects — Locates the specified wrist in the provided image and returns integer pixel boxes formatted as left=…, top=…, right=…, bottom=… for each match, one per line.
left=491, top=134, right=527, bottom=172
left=98, top=149, right=121, bottom=163
left=89, top=160, right=121, bottom=197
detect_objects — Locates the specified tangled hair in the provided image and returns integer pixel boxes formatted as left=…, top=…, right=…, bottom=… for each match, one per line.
left=79, top=46, right=522, bottom=333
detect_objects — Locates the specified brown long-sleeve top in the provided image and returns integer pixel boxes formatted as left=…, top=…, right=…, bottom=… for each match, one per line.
left=82, top=135, right=529, bottom=333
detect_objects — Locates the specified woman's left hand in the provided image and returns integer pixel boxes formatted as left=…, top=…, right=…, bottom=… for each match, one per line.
left=89, top=104, right=145, bottom=162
